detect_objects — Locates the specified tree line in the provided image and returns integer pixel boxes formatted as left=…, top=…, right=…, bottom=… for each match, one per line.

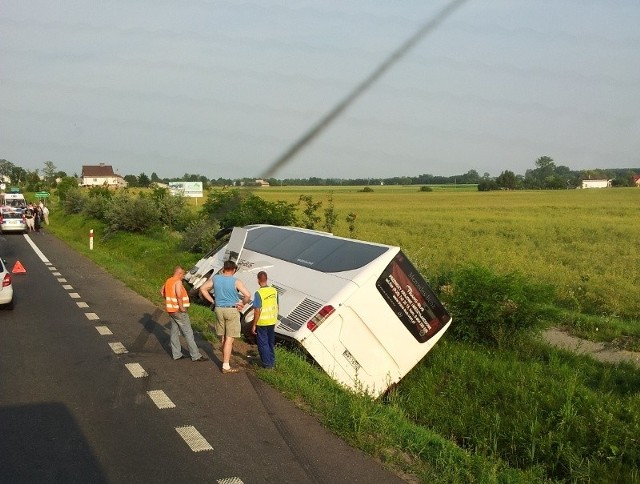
left=1, top=156, right=638, bottom=192
left=480, top=156, right=638, bottom=191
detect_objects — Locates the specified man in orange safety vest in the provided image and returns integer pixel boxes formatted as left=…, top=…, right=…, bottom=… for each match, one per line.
left=161, top=265, right=207, bottom=362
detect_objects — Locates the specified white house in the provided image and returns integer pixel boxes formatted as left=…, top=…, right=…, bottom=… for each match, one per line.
left=81, top=163, right=127, bottom=188
left=581, top=179, right=611, bottom=189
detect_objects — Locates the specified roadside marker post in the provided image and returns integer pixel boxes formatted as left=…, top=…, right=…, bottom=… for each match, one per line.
left=89, top=229, right=94, bottom=250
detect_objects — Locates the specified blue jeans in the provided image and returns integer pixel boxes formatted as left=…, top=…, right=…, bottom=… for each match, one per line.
left=256, top=325, right=276, bottom=368
left=169, top=311, right=202, bottom=360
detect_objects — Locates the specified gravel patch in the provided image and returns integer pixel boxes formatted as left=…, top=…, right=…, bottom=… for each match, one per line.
left=543, top=328, right=640, bottom=367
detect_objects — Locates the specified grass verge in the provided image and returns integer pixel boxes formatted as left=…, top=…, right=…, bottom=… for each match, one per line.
left=45, top=210, right=640, bottom=482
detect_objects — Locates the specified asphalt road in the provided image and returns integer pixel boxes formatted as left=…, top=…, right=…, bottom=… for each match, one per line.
left=0, top=230, right=405, bottom=484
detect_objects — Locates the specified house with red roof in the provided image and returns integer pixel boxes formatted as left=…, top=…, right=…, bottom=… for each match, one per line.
left=81, top=163, right=127, bottom=188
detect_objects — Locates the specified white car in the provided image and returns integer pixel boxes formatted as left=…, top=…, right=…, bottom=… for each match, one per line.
left=0, top=207, right=28, bottom=234
left=0, top=258, right=14, bottom=309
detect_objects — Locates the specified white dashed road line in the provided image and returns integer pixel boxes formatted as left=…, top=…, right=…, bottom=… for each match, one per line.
left=125, top=362, right=148, bottom=378
left=24, top=239, right=225, bottom=468
left=217, top=478, right=244, bottom=484
left=147, top=390, right=176, bottom=409
left=175, top=426, right=213, bottom=452
left=109, top=342, right=128, bottom=354
left=62, top=284, right=74, bottom=290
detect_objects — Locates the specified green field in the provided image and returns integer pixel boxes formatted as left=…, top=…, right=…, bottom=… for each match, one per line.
left=46, top=186, right=640, bottom=482
left=255, top=186, right=640, bottom=320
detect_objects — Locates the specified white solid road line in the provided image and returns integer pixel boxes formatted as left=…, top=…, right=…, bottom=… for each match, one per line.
left=23, top=233, right=49, bottom=262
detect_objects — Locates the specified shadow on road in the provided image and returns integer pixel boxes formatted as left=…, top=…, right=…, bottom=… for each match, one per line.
left=133, top=309, right=221, bottom=366
left=0, top=402, right=107, bottom=483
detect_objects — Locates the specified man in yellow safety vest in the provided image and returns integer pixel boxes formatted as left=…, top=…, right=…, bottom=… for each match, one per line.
left=251, top=271, right=279, bottom=369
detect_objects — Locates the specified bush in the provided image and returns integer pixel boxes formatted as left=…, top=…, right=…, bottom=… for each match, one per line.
left=477, top=180, right=499, bottom=191
left=298, top=194, right=321, bottom=229
left=360, top=186, right=374, bottom=192
left=56, top=176, right=80, bottom=202
left=201, top=189, right=297, bottom=227
left=88, top=185, right=113, bottom=201
left=103, top=192, right=160, bottom=235
left=323, top=193, right=338, bottom=232
left=151, top=187, right=192, bottom=231
left=82, top=195, right=110, bottom=221
left=438, top=264, right=554, bottom=347
left=200, top=189, right=244, bottom=224
left=62, top=188, right=86, bottom=214
left=419, top=186, right=433, bottom=192
left=180, top=218, right=222, bottom=253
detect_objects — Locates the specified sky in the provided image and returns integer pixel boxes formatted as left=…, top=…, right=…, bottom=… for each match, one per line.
left=1, top=0, right=639, bottom=180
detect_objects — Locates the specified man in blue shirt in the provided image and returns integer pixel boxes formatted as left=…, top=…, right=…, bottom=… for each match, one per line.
left=200, top=260, right=251, bottom=374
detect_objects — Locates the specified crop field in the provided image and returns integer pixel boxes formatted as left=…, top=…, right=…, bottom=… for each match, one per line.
left=48, top=185, right=640, bottom=481
left=253, top=186, right=640, bottom=320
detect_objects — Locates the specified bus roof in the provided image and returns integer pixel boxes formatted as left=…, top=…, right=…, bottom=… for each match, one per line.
left=244, top=225, right=391, bottom=273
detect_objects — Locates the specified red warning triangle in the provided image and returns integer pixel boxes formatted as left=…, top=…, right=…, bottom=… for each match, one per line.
left=12, top=261, right=26, bottom=274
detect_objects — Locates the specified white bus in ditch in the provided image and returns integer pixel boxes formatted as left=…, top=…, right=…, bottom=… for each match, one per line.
left=186, top=225, right=452, bottom=398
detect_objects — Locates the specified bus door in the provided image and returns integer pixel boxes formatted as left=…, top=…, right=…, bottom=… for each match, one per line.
left=224, top=227, right=248, bottom=266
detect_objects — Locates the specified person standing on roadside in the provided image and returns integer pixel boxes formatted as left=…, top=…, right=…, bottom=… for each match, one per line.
left=199, top=260, right=251, bottom=374
left=161, top=265, right=207, bottom=362
left=42, top=205, right=50, bottom=225
left=251, top=271, right=278, bottom=369
left=34, top=205, right=42, bottom=232
left=24, top=203, right=35, bottom=232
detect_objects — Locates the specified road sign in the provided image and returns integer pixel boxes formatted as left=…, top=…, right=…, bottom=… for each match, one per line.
left=35, top=191, right=50, bottom=198
left=10, top=187, right=20, bottom=193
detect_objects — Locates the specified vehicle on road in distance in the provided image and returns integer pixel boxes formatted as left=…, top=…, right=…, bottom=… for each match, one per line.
left=0, top=193, right=26, bottom=208
left=0, top=258, right=14, bottom=309
left=186, top=225, right=452, bottom=398
left=0, top=207, right=27, bottom=234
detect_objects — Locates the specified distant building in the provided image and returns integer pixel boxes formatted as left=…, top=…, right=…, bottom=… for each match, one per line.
left=81, top=163, right=127, bottom=188
left=580, top=179, right=611, bottom=189
left=633, top=175, right=640, bottom=187
left=255, top=179, right=270, bottom=187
